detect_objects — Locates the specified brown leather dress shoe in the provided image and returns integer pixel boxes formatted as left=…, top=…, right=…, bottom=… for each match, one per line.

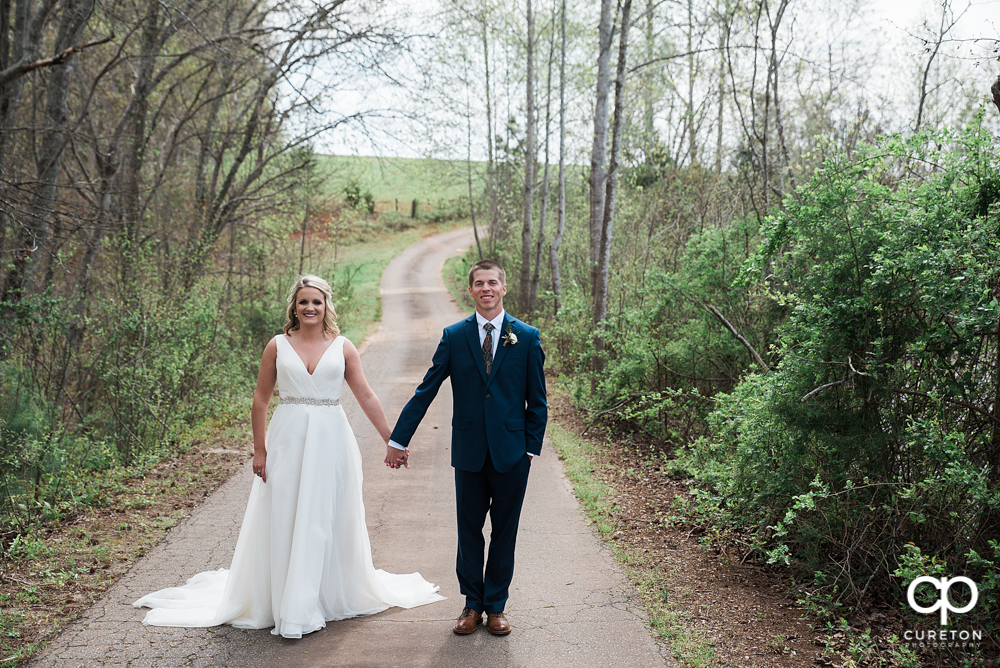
left=453, top=606, right=482, bottom=635
left=486, top=611, right=511, bottom=635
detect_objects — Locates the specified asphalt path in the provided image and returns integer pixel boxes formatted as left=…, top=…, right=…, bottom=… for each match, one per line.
left=30, top=227, right=672, bottom=668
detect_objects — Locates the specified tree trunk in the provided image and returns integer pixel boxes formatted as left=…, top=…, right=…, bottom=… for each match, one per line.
left=68, top=170, right=114, bottom=349
left=0, top=0, right=59, bottom=149
left=588, top=0, right=614, bottom=297
left=518, top=0, right=535, bottom=310
left=768, top=0, right=795, bottom=198
left=0, top=0, right=9, bottom=275
left=481, top=16, right=497, bottom=256
left=594, top=0, right=632, bottom=358
left=752, top=1, right=771, bottom=212
left=643, top=0, right=654, bottom=153
left=467, top=83, right=483, bottom=259
left=529, top=0, right=556, bottom=316
left=550, top=0, right=567, bottom=316
left=298, top=201, right=310, bottom=275
left=21, top=0, right=94, bottom=295
left=715, top=2, right=729, bottom=173
left=685, top=0, right=697, bottom=166
left=915, top=0, right=960, bottom=132
left=0, top=0, right=60, bottom=300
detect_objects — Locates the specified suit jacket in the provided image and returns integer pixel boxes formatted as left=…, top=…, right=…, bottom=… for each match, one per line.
left=390, top=313, right=547, bottom=473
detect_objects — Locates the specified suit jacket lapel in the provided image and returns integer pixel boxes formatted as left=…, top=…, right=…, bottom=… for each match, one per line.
left=464, top=315, right=489, bottom=383
left=485, top=316, right=514, bottom=390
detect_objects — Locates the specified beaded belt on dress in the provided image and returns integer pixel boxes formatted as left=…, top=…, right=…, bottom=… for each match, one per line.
left=279, top=396, right=340, bottom=406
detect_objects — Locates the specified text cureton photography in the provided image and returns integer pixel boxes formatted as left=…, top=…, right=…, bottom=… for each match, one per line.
left=904, top=576, right=985, bottom=651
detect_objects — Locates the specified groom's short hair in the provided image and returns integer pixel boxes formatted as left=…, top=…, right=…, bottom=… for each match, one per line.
left=468, top=259, right=506, bottom=287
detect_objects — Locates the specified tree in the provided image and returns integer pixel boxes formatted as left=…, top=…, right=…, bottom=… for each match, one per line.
left=913, top=0, right=968, bottom=133
left=2, top=0, right=97, bottom=299
left=518, top=0, right=536, bottom=310
left=466, top=81, right=485, bottom=259
left=528, top=0, right=557, bottom=316
left=588, top=0, right=614, bottom=297
left=593, top=0, right=631, bottom=356
left=724, top=0, right=796, bottom=216
left=549, top=0, right=567, bottom=315
left=0, top=0, right=409, bottom=471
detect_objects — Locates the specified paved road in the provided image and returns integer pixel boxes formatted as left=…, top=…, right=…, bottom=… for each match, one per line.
left=30, top=227, right=672, bottom=668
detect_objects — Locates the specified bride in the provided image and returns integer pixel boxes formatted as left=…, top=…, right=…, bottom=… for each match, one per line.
left=134, top=275, right=444, bottom=638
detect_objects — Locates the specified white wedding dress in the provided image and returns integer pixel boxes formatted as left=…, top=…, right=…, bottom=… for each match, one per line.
left=134, top=335, right=444, bottom=638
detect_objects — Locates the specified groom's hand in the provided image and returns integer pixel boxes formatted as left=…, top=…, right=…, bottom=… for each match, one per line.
left=384, top=444, right=409, bottom=469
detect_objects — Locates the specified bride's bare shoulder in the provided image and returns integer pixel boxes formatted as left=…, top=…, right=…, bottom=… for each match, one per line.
left=258, top=336, right=279, bottom=367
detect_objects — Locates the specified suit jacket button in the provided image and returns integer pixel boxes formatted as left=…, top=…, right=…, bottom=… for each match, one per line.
left=486, top=393, right=491, bottom=399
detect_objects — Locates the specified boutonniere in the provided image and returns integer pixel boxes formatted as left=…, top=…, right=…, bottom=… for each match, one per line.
left=502, top=323, right=517, bottom=347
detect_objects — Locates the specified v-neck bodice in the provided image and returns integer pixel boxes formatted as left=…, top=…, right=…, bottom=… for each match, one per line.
left=274, top=335, right=346, bottom=401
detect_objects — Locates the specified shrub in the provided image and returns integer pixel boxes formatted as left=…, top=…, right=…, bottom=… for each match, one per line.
left=686, top=120, right=1000, bottom=645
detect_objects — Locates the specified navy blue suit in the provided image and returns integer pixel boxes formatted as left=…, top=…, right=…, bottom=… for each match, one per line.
left=390, top=313, right=547, bottom=613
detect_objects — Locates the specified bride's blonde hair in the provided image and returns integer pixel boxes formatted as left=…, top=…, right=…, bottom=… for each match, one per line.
left=283, top=275, right=340, bottom=336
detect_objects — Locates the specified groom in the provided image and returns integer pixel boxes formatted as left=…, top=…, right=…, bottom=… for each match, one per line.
left=386, top=259, right=547, bottom=636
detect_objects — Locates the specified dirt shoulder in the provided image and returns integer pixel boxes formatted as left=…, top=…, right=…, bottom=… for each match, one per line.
left=0, top=417, right=251, bottom=666
left=548, top=392, right=831, bottom=668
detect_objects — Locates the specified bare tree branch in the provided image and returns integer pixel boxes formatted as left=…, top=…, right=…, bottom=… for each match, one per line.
left=0, top=35, right=114, bottom=89
left=706, top=304, right=770, bottom=372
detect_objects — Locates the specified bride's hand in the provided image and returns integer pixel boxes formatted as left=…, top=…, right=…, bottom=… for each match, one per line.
left=253, top=452, right=267, bottom=483
left=384, top=445, right=409, bottom=469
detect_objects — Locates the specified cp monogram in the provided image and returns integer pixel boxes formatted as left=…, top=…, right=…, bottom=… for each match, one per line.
left=906, top=576, right=979, bottom=626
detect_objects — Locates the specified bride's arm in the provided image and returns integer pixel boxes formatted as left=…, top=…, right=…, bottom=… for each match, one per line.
left=251, top=338, right=278, bottom=482
left=343, top=339, right=396, bottom=450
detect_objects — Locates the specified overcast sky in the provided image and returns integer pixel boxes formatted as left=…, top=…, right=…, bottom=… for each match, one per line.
left=320, top=0, right=1000, bottom=158
left=873, top=0, right=998, bottom=39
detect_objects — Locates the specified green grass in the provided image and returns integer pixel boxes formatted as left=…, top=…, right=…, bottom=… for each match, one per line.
left=318, top=155, right=485, bottom=205
left=547, top=422, right=616, bottom=539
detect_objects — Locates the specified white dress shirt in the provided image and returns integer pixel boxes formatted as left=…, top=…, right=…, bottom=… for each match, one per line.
left=388, top=309, right=534, bottom=457
left=476, top=310, right=506, bottom=361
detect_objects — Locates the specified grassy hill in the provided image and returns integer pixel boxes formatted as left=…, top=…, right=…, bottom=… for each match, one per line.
left=317, top=155, right=486, bottom=212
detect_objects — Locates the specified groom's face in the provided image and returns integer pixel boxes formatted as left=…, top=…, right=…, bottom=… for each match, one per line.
left=469, top=269, right=507, bottom=315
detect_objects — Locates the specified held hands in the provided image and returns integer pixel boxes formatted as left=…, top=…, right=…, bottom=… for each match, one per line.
left=384, top=444, right=409, bottom=469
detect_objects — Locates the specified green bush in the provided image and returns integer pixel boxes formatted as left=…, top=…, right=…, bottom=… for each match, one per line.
left=540, top=212, right=776, bottom=445
left=0, top=287, right=256, bottom=529
left=344, top=179, right=374, bottom=213
left=684, top=119, right=1000, bottom=644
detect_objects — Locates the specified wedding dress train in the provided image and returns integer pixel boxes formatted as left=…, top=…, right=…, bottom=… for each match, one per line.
left=134, top=335, right=444, bottom=638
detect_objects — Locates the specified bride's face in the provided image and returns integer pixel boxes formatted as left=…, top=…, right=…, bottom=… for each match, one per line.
left=295, top=286, right=326, bottom=327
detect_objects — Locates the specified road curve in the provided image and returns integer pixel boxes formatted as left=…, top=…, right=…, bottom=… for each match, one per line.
left=30, top=227, right=672, bottom=668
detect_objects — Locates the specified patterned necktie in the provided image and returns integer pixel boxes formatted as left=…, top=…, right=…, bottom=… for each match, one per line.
left=482, top=322, right=494, bottom=376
